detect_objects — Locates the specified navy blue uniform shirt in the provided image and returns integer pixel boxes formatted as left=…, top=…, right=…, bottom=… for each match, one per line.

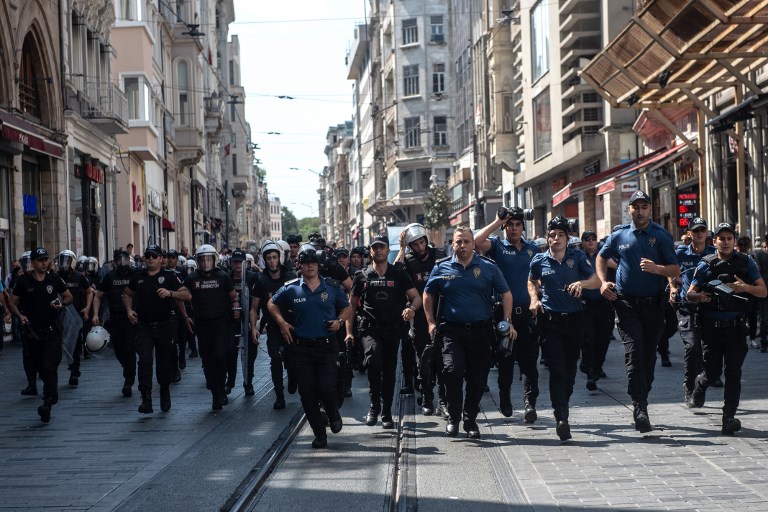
left=486, top=237, right=539, bottom=308
left=582, top=250, right=607, bottom=303
left=530, top=248, right=595, bottom=313
left=424, top=253, right=510, bottom=323
left=271, top=276, right=350, bottom=339
left=677, top=244, right=716, bottom=301
left=691, top=255, right=761, bottom=320
left=599, top=221, right=677, bottom=297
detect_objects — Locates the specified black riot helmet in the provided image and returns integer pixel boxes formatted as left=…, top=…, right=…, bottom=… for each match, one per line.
left=547, top=216, right=570, bottom=234
left=297, top=248, right=319, bottom=264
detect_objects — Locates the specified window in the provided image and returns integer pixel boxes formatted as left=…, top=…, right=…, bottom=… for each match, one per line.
left=18, top=34, right=41, bottom=118
left=119, top=0, right=145, bottom=21
left=232, top=154, right=238, bottom=176
left=175, top=0, right=189, bottom=23
left=176, top=61, right=189, bottom=126
left=432, top=63, right=445, bottom=93
left=402, top=19, right=418, bottom=45
left=433, top=116, right=447, bottom=146
left=533, top=89, right=551, bottom=159
left=418, top=169, right=432, bottom=190
left=430, top=16, right=444, bottom=42
left=502, top=94, right=514, bottom=133
left=400, top=170, right=414, bottom=191
left=404, top=117, right=421, bottom=148
left=403, top=64, right=419, bottom=96
left=531, top=1, right=549, bottom=82
left=124, top=75, right=153, bottom=122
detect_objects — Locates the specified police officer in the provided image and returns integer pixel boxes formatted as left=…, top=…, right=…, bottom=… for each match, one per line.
left=350, top=246, right=366, bottom=275
left=8, top=248, right=73, bottom=422
left=348, top=235, right=421, bottom=429
left=124, top=244, right=185, bottom=414
left=580, top=230, right=615, bottom=391
left=333, top=247, right=355, bottom=399
left=671, top=217, right=715, bottom=406
left=474, top=208, right=541, bottom=423
left=164, top=249, right=188, bottom=373
left=395, top=223, right=447, bottom=416
left=182, top=244, right=239, bottom=410
left=56, top=249, right=93, bottom=387
left=251, top=242, right=297, bottom=405
left=226, top=248, right=257, bottom=394
left=529, top=218, right=601, bottom=440
left=687, top=222, right=767, bottom=435
left=424, top=226, right=515, bottom=439
left=268, top=248, right=354, bottom=448
left=597, top=190, right=680, bottom=433
left=92, top=250, right=137, bottom=397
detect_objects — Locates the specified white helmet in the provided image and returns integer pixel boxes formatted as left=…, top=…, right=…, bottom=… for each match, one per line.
left=195, top=244, right=219, bottom=271
left=404, top=223, right=429, bottom=245
left=178, top=255, right=187, bottom=266
left=57, top=250, right=76, bottom=271
left=262, top=242, right=284, bottom=266
left=75, top=255, right=88, bottom=271
left=86, top=256, right=99, bottom=273
left=276, top=240, right=291, bottom=261
left=185, top=258, right=198, bottom=272
left=85, top=326, right=110, bottom=353
left=260, top=239, right=274, bottom=251
left=19, top=251, right=32, bottom=272
left=245, top=253, right=255, bottom=269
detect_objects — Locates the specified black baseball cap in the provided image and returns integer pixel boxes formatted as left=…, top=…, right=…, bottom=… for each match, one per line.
left=713, top=222, right=736, bottom=236
left=144, top=244, right=162, bottom=256
left=166, top=249, right=179, bottom=258
left=581, top=230, right=597, bottom=241
left=687, top=217, right=707, bottom=231
left=628, top=190, right=651, bottom=205
left=335, top=247, right=350, bottom=256
left=231, top=249, right=246, bottom=262
left=370, top=235, right=389, bottom=247
left=32, top=247, right=49, bottom=260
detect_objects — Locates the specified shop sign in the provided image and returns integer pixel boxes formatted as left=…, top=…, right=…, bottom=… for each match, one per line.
left=75, top=163, right=105, bottom=184
left=551, top=177, right=567, bottom=192
left=147, top=189, right=162, bottom=213
left=584, top=159, right=600, bottom=177
left=677, top=191, right=699, bottom=228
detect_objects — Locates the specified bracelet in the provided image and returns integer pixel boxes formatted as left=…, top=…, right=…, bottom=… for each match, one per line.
left=408, top=306, right=416, bottom=312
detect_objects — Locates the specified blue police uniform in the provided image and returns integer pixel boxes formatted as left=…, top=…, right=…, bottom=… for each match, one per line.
left=676, top=243, right=716, bottom=400
left=529, top=248, right=595, bottom=424
left=424, top=254, right=509, bottom=431
left=486, top=237, right=541, bottom=420
left=271, top=276, right=350, bottom=439
left=581, top=249, right=614, bottom=385
left=598, top=219, right=678, bottom=431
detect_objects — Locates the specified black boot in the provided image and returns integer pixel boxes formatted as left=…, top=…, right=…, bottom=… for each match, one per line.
left=138, top=391, right=153, bottom=414
left=365, top=403, right=380, bottom=426
left=499, top=388, right=513, bottom=418
left=633, top=401, right=652, bottom=433
left=244, top=383, right=255, bottom=396
left=273, top=388, right=286, bottom=409
left=160, top=385, right=171, bottom=412
left=122, top=379, right=133, bottom=398
left=178, top=352, right=186, bottom=370
left=721, top=406, right=741, bottom=436
left=381, top=407, right=394, bottom=429
left=21, top=383, right=38, bottom=396
left=38, top=396, right=54, bottom=423
left=691, top=375, right=707, bottom=408
left=523, top=399, right=538, bottom=424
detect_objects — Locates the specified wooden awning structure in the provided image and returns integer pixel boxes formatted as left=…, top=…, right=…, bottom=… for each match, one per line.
left=580, top=0, right=768, bottom=110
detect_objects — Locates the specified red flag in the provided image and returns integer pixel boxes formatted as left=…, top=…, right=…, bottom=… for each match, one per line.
left=224, top=144, right=231, bottom=156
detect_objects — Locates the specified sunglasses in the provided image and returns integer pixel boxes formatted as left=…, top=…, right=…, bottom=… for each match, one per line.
left=583, top=237, right=597, bottom=242
left=144, top=253, right=160, bottom=259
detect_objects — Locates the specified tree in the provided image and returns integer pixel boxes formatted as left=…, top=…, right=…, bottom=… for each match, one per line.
left=423, top=184, right=450, bottom=231
left=298, top=217, right=320, bottom=241
left=281, top=206, right=299, bottom=236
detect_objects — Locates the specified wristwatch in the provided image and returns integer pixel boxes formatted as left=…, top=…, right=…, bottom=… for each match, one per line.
left=337, top=317, right=343, bottom=325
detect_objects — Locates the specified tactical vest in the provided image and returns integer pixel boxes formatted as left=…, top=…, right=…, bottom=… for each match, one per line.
left=698, top=252, right=751, bottom=313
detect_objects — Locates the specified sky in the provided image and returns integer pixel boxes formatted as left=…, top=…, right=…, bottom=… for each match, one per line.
left=231, top=0, right=368, bottom=220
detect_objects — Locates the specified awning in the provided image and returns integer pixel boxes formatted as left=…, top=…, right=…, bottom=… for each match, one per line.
left=351, top=227, right=360, bottom=240
left=0, top=110, right=64, bottom=159
left=595, top=144, right=692, bottom=192
left=162, top=218, right=176, bottom=231
left=552, top=184, right=572, bottom=208
left=580, top=1, right=768, bottom=109
left=449, top=201, right=476, bottom=220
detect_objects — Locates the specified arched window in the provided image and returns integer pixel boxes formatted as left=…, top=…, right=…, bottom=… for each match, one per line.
left=177, top=61, right=189, bottom=126
left=19, top=33, right=42, bottom=118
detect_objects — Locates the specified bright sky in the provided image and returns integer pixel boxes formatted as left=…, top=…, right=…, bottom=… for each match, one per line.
left=231, top=0, right=367, bottom=220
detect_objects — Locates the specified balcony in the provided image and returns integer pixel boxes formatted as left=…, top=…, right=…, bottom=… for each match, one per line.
left=81, top=82, right=129, bottom=134
left=204, top=95, right=223, bottom=139
left=164, top=110, right=175, bottom=145
left=346, top=24, right=369, bottom=80
left=175, top=112, right=205, bottom=166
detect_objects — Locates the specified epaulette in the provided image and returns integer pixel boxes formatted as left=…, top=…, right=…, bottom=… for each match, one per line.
left=324, top=277, right=341, bottom=288
left=284, top=277, right=300, bottom=286
left=435, top=255, right=451, bottom=264
left=612, top=224, right=629, bottom=231
left=477, top=254, right=496, bottom=263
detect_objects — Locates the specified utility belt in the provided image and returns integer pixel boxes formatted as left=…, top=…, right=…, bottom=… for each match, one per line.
left=24, top=324, right=59, bottom=340
left=618, top=293, right=665, bottom=307
left=583, top=299, right=611, bottom=309
left=444, top=319, right=493, bottom=330
left=542, top=311, right=582, bottom=324
left=360, top=318, right=401, bottom=330
left=138, top=318, right=174, bottom=330
left=295, top=336, right=335, bottom=348
left=512, top=306, right=531, bottom=317
left=697, top=315, right=746, bottom=329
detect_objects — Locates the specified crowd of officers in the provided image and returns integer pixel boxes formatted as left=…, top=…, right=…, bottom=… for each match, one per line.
left=5, top=188, right=767, bottom=448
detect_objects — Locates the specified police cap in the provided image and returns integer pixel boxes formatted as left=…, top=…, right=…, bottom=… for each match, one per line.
left=231, top=248, right=246, bottom=262
left=688, top=217, right=708, bottom=231
left=144, top=244, right=162, bottom=256
left=628, top=190, right=651, bottom=205
left=32, top=247, right=50, bottom=260
left=713, top=222, right=736, bottom=236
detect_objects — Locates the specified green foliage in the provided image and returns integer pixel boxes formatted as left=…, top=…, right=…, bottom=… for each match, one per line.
left=298, top=217, right=320, bottom=241
left=423, top=185, right=450, bottom=230
left=281, top=206, right=300, bottom=236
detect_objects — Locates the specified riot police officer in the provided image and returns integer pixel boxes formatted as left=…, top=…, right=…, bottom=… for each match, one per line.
left=348, top=235, right=421, bottom=429
left=268, top=248, right=354, bottom=449
left=424, top=226, right=515, bottom=439
left=182, top=245, right=239, bottom=410
left=250, top=242, right=297, bottom=405
left=474, top=207, right=541, bottom=423
left=56, top=249, right=93, bottom=387
left=395, top=223, right=447, bottom=416
left=597, top=190, right=679, bottom=433
left=529, top=217, right=601, bottom=440
left=671, top=217, right=716, bottom=406
left=226, top=248, right=258, bottom=394
left=124, top=244, right=185, bottom=414
left=8, top=248, right=73, bottom=422
left=92, top=250, right=137, bottom=397
left=687, top=222, right=766, bottom=435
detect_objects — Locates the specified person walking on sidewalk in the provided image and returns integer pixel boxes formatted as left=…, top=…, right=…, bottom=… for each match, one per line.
left=8, top=247, right=73, bottom=423
left=687, top=222, right=767, bottom=435
left=56, top=249, right=93, bottom=388
left=597, top=190, right=680, bottom=433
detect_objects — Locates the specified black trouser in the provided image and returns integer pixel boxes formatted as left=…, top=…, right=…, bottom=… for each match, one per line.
left=657, top=302, right=677, bottom=358
left=294, top=344, right=339, bottom=437
left=336, top=323, right=352, bottom=407
left=22, top=331, right=39, bottom=386
left=497, top=309, right=539, bottom=403
left=69, top=320, right=90, bottom=374
left=758, top=297, right=768, bottom=342
left=582, top=301, right=614, bottom=378
left=412, top=310, right=445, bottom=402
left=362, top=326, right=401, bottom=414
left=106, top=315, right=136, bottom=385
left=698, top=319, right=748, bottom=410
left=135, top=319, right=176, bottom=393
left=399, top=320, right=416, bottom=388
left=196, top=317, right=234, bottom=399
left=266, top=326, right=288, bottom=389
left=23, top=325, right=62, bottom=403
left=676, top=308, right=702, bottom=394
left=541, top=313, right=583, bottom=421
left=615, top=297, right=665, bottom=402
left=441, top=322, right=493, bottom=425
left=226, top=321, right=240, bottom=387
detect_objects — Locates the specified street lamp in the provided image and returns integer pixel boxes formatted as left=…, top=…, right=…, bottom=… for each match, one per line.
left=289, top=167, right=323, bottom=177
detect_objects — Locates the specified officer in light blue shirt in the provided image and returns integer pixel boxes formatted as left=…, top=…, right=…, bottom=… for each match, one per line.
left=529, top=217, right=600, bottom=441
left=596, top=190, right=680, bottom=434
left=423, top=226, right=513, bottom=439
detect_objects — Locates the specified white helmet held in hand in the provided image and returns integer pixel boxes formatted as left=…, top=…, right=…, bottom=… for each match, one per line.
left=85, top=326, right=110, bottom=353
